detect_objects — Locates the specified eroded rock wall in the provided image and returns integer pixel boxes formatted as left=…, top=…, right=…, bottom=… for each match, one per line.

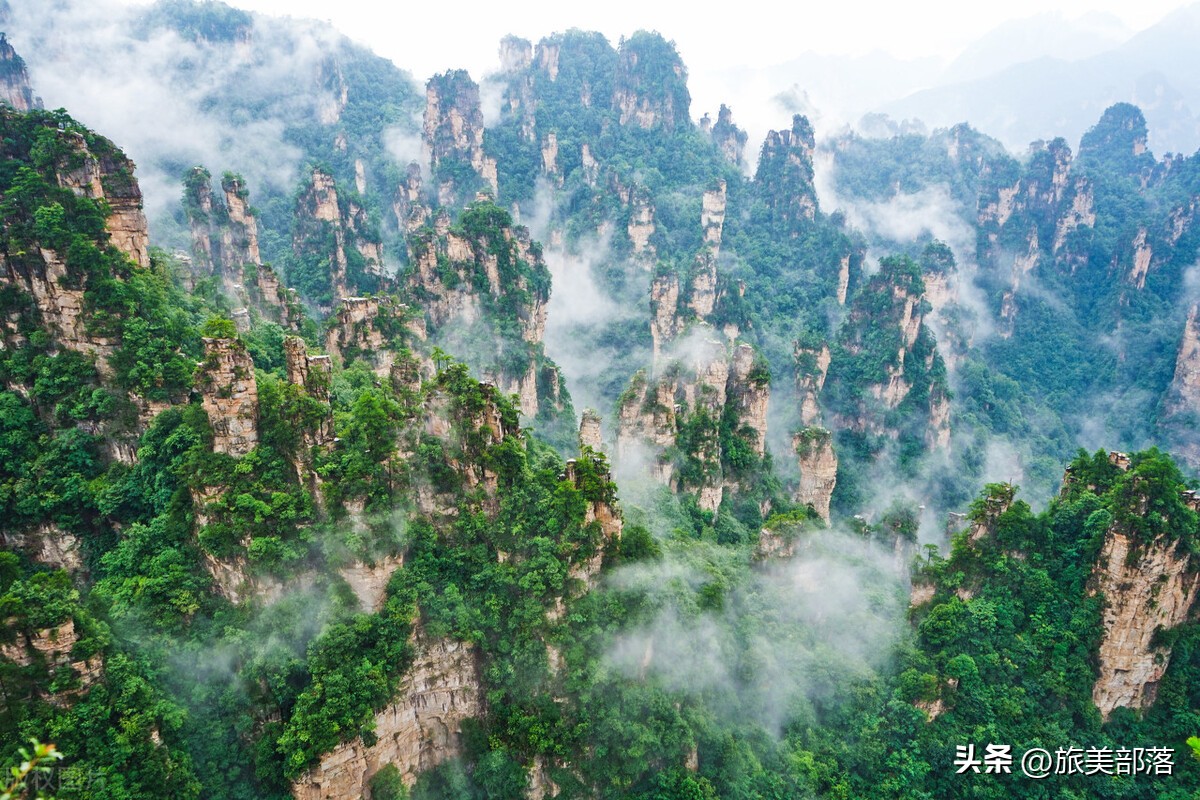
left=1091, top=526, right=1200, bottom=719
left=291, top=631, right=483, bottom=798
left=197, top=337, right=259, bottom=458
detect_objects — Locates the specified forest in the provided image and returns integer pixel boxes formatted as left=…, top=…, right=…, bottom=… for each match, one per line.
left=2, top=2, right=1200, bottom=799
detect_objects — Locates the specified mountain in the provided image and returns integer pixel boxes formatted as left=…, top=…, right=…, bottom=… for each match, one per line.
left=881, top=4, right=1200, bottom=155
left=3, top=3, right=1200, bottom=799
left=940, top=10, right=1129, bottom=84
left=3, top=0, right=424, bottom=257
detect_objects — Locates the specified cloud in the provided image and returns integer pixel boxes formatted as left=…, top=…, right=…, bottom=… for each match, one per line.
left=7, top=0, right=411, bottom=245
left=604, top=531, right=905, bottom=734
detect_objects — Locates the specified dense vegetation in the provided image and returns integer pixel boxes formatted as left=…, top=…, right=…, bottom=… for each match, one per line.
left=4, top=5, right=1200, bottom=799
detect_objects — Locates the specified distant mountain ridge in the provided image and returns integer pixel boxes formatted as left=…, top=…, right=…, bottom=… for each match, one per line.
left=880, top=4, right=1200, bottom=155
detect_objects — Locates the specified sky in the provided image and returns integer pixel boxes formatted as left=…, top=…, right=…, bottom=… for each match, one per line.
left=106, top=0, right=1195, bottom=81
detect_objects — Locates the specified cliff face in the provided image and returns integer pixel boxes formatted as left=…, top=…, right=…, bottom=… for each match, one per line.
left=0, top=525, right=85, bottom=574
left=325, top=295, right=419, bottom=381
left=0, top=618, right=102, bottom=703
left=1161, top=305, right=1200, bottom=468
left=729, top=344, right=769, bottom=456
left=424, top=71, right=498, bottom=203
left=498, top=36, right=536, bottom=142
left=0, top=34, right=38, bottom=112
left=968, top=131, right=1101, bottom=332
left=755, top=115, right=818, bottom=226
left=184, top=169, right=301, bottom=327
left=701, top=180, right=727, bottom=256
left=541, top=131, right=561, bottom=184
left=649, top=273, right=682, bottom=360
left=1088, top=457, right=1200, bottom=719
left=406, top=208, right=546, bottom=345
left=795, top=344, right=831, bottom=427
left=793, top=428, right=836, bottom=522
left=617, top=337, right=770, bottom=513
left=616, top=371, right=677, bottom=485
left=791, top=340, right=838, bottom=522
left=647, top=183, right=739, bottom=358
left=564, top=421, right=623, bottom=589
left=1127, top=227, right=1153, bottom=289
left=284, top=335, right=335, bottom=497
left=827, top=258, right=949, bottom=448
left=403, top=202, right=568, bottom=423
left=393, top=163, right=429, bottom=235
left=0, top=116, right=160, bottom=377
left=2, top=247, right=118, bottom=372
left=1091, top=524, right=1200, bottom=718
left=292, top=167, right=386, bottom=310
left=184, top=168, right=261, bottom=280
left=1051, top=178, right=1096, bottom=257
left=620, top=181, right=657, bottom=267
left=52, top=131, right=150, bottom=270
left=197, top=337, right=259, bottom=458
left=291, top=631, right=483, bottom=798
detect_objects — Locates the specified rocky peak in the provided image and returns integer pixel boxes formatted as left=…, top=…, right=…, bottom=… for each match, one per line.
left=826, top=256, right=949, bottom=447
left=580, top=409, right=603, bottom=451
left=222, top=173, right=260, bottom=266
left=182, top=168, right=300, bottom=326
left=293, top=167, right=386, bottom=310
left=755, top=115, right=819, bottom=226
left=1079, top=102, right=1151, bottom=165
left=1024, top=137, right=1073, bottom=207
left=183, top=167, right=219, bottom=275
left=424, top=71, right=499, bottom=202
left=49, top=127, right=149, bottom=270
left=404, top=201, right=568, bottom=424
left=284, top=336, right=332, bottom=403
left=612, top=32, right=690, bottom=130
left=406, top=201, right=548, bottom=346
left=617, top=337, right=770, bottom=513
left=498, top=35, right=533, bottom=73
left=535, top=41, right=560, bottom=80
left=965, top=484, right=1015, bottom=544
left=197, top=336, right=259, bottom=458
left=183, top=168, right=264, bottom=287
left=794, top=342, right=831, bottom=427
left=495, top=36, right=537, bottom=143
left=0, top=33, right=38, bottom=111
left=708, top=104, right=748, bottom=167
